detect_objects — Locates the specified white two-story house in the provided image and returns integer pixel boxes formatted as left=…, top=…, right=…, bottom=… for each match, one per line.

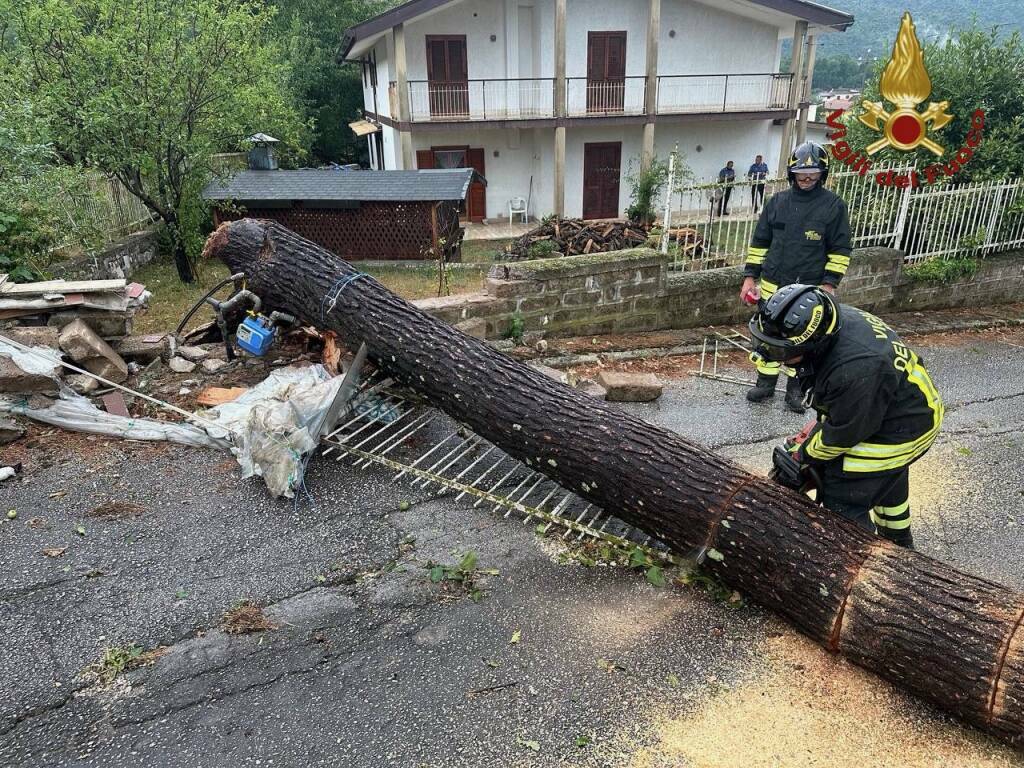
left=341, top=0, right=852, bottom=222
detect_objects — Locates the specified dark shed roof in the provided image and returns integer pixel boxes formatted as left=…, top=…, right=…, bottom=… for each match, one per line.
left=202, top=168, right=482, bottom=204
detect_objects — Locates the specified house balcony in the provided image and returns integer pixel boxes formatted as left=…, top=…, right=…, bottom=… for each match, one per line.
left=656, top=73, right=792, bottom=114
left=406, top=78, right=557, bottom=121
left=394, top=72, right=793, bottom=124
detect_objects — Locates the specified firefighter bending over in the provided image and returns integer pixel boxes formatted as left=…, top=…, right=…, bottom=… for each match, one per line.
left=750, top=284, right=944, bottom=549
left=740, top=141, right=852, bottom=413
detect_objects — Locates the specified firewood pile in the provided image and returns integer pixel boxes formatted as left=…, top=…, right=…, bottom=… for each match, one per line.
left=665, top=227, right=705, bottom=258
left=505, top=218, right=650, bottom=260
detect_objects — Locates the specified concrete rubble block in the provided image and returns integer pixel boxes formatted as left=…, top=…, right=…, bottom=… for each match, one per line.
left=453, top=317, right=487, bottom=340
left=201, top=358, right=228, bottom=374
left=0, top=416, right=25, bottom=444
left=58, top=319, right=129, bottom=384
left=597, top=370, right=664, bottom=402
left=576, top=380, right=607, bottom=399
left=46, top=311, right=130, bottom=338
left=178, top=345, right=211, bottom=362
left=0, top=356, right=60, bottom=395
left=1, top=326, right=61, bottom=349
left=115, top=334, right=171, bottom=363
left=168, top=357, right=197, bottom=374
left=66, top=374, right=100, bottom=395
left=529, top=363, right=573, bottom=386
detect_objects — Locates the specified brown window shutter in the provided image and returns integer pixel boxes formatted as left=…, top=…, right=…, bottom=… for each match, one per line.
left=416, top=150, right=435, bottom=169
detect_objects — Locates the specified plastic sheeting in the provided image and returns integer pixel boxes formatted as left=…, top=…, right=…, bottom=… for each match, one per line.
left=0, top=337, right=63, bottom=376
left=204, top=365, right=345, bottom=498
left=0, top=391, right=227, bottom=449
left=1, top=361, right=347, bottom=499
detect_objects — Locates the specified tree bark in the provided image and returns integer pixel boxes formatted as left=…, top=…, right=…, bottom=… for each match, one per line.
left=204, top=218, right=1024, bottom=751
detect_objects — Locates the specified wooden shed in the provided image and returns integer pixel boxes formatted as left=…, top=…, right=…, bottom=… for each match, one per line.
left=202, top=168, right=484, bottom=261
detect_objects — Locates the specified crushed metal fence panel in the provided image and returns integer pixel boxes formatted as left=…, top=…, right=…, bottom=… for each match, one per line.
left=321, top=377, right=678, bottom=565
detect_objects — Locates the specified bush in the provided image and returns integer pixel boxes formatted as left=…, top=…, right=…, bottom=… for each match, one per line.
left=626, top=159, right=668, bottom=225
left=526, top=240, right=559, bottom=260
left=904, top=256, right=978, bottom=283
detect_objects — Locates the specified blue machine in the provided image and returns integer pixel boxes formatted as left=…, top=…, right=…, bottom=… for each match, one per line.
left=236, top=313, right=277, bottom=356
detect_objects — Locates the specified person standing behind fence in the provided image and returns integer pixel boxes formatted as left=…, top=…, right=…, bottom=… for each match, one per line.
left=739, top=141, right=852, bottom=413
left=748, top=154, right=769, bottom=213
left=717, top=161, right=736, bottom=215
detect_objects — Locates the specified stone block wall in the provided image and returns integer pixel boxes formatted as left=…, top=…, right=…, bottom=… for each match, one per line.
left=413, top=246, right=1024, bottom=339
left=48, top=228, right=159, bottom=280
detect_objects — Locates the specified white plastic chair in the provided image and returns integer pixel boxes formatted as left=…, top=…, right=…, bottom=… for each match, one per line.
left=508, top=196, right=528, bottom=224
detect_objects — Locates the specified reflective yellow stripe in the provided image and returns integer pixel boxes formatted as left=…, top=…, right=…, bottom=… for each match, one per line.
left=759, top=278, right=778, bottom=297
left=876, top=500, right=910, bottom=517
left=827, top=253, right=851, bottom=265
left=804, top=429, right=846, bottom=460
left=748, top=246, right=768, bottom=256
left=826, top=253, right=850, bottom=274
left=746, top=255, right=764, bottom=265
left=843, top=354, right=943, bottom=473
left=870, top=507, right=912, bottom=530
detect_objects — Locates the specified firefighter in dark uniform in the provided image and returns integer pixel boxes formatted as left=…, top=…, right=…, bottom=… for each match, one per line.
left=740, top=142, right=853, bottom=413
left=750, top=284, right=944, bottom=549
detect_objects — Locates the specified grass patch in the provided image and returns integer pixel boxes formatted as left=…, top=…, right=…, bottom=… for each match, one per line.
left=904, top=256, right=978, bottom=283
left=221, top=600, right=279, bottom=635
left=359, top=263, right=486, bottom=300
left=134, top=255, right=487, bottom=336
left=461, top=238, right=513, bottom=263
left=88, top=644, right=144, bottom=685
left=132, top=256, right=231, bottom=335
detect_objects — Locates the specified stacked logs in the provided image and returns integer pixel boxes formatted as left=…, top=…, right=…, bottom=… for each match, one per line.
left=506, top=218, right=650, bottom=260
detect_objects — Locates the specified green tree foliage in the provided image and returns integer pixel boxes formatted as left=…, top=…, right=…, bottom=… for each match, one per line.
left=4, top=0, right=308, bottom=282
left=0, top=97, right=106, bottom=281
left=811, top=54, right=875, bottom=91
left=270, top=0, right=387, bottom=166
left=841, top=24, right=1024, bottom=183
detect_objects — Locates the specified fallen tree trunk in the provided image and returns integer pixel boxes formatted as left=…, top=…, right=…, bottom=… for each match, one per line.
left=205, top=219, right=1024, bottom=751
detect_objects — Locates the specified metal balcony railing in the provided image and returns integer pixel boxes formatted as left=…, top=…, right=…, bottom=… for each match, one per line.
left=565, top=76, right=647, bottom=117
left=392, top=73, right=793, bottom=123
left=656, top=72, right=793, bottom=114
left=407, top=78, right=556, bottom=121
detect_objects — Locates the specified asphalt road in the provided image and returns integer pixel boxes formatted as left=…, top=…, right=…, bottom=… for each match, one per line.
left=2, top=327, right=1023, bottom=767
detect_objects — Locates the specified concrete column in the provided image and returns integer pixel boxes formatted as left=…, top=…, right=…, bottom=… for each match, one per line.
left=394, top=23, right=414, bottom=170
left=554, top=127, right=566, bottom=217
left=641, top=0, right=661, bottom=171
left=641, top=123, right=655, bottom=171
left=796, top=34, right=817, bottom=145
left=553, top=0, right=567, bottom=215
left=777, top=20, right=807, bottom=178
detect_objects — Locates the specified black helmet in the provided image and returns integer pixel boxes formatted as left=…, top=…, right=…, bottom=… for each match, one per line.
left=787, top=142, right=830, bottom=185
left=749, top=284, right=841, bottom=363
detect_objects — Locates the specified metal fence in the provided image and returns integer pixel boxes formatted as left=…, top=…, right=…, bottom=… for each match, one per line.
left=900, top=178, right=1024, bottom=263
left=661, top=164, right=1024, bottom=271
left=49, top=173, right=157, bottom=255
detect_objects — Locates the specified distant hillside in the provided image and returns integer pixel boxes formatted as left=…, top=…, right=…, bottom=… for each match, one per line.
left=817, top=1, right=1020, bottom=59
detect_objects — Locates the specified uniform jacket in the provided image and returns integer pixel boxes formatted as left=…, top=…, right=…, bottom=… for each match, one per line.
left=744, top=184, right=852, bottom=289
left=795, top=305, right=943, bottom=475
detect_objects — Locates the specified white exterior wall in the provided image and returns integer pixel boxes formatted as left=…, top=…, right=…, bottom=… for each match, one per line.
left=405, top=0, right=510, bottom=80
left=658, top=1, right=778, bottom=75
left=364, top=37, right=393, bottom=119
left=411, top=128, right=542, bottom=218
left=655, top=119, right=779, bottom=183
left=381, top=125, right=402, bottom=170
